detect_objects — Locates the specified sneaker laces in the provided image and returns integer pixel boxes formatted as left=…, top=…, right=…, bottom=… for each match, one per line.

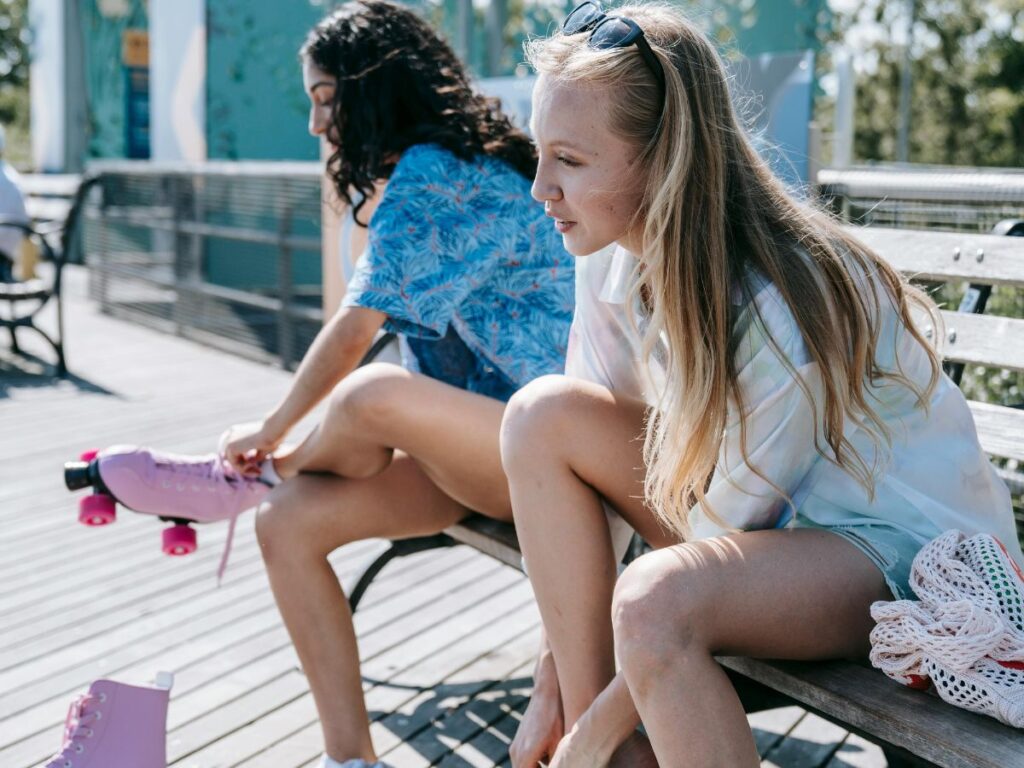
left=46, top=693, right=99, bottom=767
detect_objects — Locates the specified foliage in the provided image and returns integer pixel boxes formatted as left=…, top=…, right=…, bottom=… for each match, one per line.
left=823, top=0, right=1024, bottom=167
left=0, top=0, right=28, bottom=89
left=0, top=0, right=28, bottom=166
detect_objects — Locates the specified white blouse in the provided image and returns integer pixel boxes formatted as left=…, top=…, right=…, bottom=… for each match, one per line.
left=566, top=247, right=1024, bottom=567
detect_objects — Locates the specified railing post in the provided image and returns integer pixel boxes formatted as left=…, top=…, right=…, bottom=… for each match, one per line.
left=277, top=179, right=295, bottom=369
left=172, top=173, right=204, bottom=338
left=89, top=179, right=110, bottom=309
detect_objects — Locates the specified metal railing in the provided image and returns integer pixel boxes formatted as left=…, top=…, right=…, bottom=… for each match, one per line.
left=818, top=165, right=1024, bottom=233
left=82, top=161, right=325, bottom=369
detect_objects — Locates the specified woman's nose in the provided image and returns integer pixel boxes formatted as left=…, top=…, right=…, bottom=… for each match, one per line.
left=531, top=175, right=561, bottom=204
left=309, top=109, right=327, bottom=137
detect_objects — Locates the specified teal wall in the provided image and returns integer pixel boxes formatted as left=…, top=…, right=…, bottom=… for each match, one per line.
left=205, top=0, right=324, bottom=161
left=202, top=0, right=827, bottom=162
left=696, top=0, right=827, bottom=56
left=77, top=0, right=827, bottom=165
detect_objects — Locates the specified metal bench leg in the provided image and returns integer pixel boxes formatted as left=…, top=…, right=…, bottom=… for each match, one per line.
left=882, top=746, right=937, bottom=767
left=347, top=533, right=458, bottom=612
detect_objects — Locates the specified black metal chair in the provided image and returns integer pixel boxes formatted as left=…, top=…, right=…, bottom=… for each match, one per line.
left=0, top=218, right=67, bottom=375
left=0, top=175, right=97, bottom=377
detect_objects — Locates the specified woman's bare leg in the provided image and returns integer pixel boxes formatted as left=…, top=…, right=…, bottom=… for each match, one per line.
left=273, top=363, right=511, bottom=519
left=256, top=455, right=470, bottom=762
left=257, top=364, right=516, bottom=761
left=500, top=375, right=675, bottom=727
left=613, top=529, right=891, bottom=767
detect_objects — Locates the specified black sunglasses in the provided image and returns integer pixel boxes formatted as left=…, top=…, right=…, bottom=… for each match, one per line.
left=562, top=1, right=666, bottom=96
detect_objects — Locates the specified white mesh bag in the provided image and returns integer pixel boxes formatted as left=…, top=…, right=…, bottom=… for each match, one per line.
left=869, top=529, right=1024, bottom=727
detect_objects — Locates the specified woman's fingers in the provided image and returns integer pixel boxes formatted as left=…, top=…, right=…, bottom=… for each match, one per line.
left=509, top=736, right=545, bottom=768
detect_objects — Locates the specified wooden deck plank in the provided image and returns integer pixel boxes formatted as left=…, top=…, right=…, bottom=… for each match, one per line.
left=4, top=546, right=477, bottom=766
left=373, top=652, right=535, bottom=764
left=173, top=594, right=538, bottom=767
left=762, top=712, right=849, bottom=767
left=750, top=706, right=807, bottom=756
left=824, top=733, right=888, bottom=768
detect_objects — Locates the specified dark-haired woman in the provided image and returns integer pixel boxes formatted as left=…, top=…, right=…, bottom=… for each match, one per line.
left=101, top=3, right=572, bottom=766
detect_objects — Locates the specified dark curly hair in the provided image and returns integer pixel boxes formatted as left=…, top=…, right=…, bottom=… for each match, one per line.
left=301, top=0, right=537, bottom=225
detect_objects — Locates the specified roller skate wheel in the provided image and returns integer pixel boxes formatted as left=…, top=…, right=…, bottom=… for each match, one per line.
left=79, top=449, right=100, bottom=462
left=162, top=525, right=197, bottom=556
left=78, top=495, right=116, bottom=526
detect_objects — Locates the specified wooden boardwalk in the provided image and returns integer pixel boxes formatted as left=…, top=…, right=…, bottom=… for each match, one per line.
left=0, top=267, right=888, bottom=767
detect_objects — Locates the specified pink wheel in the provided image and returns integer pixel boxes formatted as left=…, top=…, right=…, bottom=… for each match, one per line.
left=162, top=525, right=197, bottom=556
left=78, top=494, right=116, bottom=526
left=79, top=449, right=100, bottom=462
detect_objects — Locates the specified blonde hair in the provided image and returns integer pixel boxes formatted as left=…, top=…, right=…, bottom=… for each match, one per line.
left=527, top=4, right=941, bottom=537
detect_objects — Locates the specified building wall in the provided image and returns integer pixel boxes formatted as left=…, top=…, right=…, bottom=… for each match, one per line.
left=151, top=0, right=205, bottom=161
left=205, top=0, right=323, bottom=161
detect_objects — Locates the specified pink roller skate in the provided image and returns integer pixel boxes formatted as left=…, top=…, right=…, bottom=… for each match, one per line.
left=64, top=446, right=271, bottom=580
left=46, top=672, right=173, bottom=768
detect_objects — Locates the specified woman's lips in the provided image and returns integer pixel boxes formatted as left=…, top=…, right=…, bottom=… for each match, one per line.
left=555, top=220, right=576, bottom=233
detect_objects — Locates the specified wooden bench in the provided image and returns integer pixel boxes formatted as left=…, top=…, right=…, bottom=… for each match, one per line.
left=348, top=222, right=1024, bottom=768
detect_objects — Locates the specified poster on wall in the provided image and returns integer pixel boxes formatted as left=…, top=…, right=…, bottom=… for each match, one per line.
left=122, top=29, right=150, bottom=159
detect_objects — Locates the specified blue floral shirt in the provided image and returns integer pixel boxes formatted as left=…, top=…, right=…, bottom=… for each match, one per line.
left=342, top=143, right=575, bottom=388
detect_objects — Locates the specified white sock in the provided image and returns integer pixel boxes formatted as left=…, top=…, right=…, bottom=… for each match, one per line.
left=318, top=757, right=388, bottom=768
left=259, top=457, right=283, bottom=486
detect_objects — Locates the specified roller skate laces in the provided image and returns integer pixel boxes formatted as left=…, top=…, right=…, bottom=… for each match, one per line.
left=97, top=446, right=272, bottom=582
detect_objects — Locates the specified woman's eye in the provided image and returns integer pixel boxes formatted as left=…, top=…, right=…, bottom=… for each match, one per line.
left=557, top=155, right=580, bottom=167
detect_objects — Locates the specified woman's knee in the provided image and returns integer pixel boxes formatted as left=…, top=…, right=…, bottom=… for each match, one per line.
left=324, top=362, right=409, bottom=435
left=255, top=479, right=335, bottom=564
left=613, top=548, right=715, bottom=670
left=500, top=374, right=590, bottom=472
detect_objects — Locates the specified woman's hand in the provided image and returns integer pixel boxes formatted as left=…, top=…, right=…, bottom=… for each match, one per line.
left=219, top=421, right=284, bottom=477
left=547, top=722, right=609, bottom=768
left=510, top=658, right=563, bottom=768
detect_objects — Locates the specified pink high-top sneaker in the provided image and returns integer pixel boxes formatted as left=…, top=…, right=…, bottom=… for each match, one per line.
left=46, top=673, right=173, bottom=768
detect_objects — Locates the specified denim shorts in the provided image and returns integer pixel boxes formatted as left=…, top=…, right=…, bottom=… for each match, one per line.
left=796, top=515, right=924, bottom=601
left=405, top=326, right=518, bottom=403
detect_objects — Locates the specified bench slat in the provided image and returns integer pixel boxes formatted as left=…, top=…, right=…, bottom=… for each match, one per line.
left=847, top=226, right=1024, bottom=287
left=934, top=311, right=1024, bottom=371
left=445, top=516, right=522, bottom=571
left=969, top=401, right=1024, bottom=463
left=718, top=657, right=1024, bottom=768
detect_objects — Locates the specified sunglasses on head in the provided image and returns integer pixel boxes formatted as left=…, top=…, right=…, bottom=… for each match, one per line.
left=561, top=1, right=666, bottom=96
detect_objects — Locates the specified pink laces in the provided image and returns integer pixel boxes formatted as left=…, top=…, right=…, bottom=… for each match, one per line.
left=46, top=693, right=100, bottom=767
left=155, top=454, right=251, bottom=585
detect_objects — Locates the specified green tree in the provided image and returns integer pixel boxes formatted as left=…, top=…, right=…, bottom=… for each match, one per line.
left=0, top=0, right=30, bottom=167
left=826, top=0, right=1024, bottom=167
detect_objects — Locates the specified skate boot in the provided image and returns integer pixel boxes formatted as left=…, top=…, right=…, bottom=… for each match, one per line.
left=45, top=672, right=173, bottom=768
left=64, top=446, right=272, bottom=580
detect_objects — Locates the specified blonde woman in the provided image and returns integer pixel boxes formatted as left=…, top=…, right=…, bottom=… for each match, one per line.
left=500, top=3, right=1024, bottom=766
